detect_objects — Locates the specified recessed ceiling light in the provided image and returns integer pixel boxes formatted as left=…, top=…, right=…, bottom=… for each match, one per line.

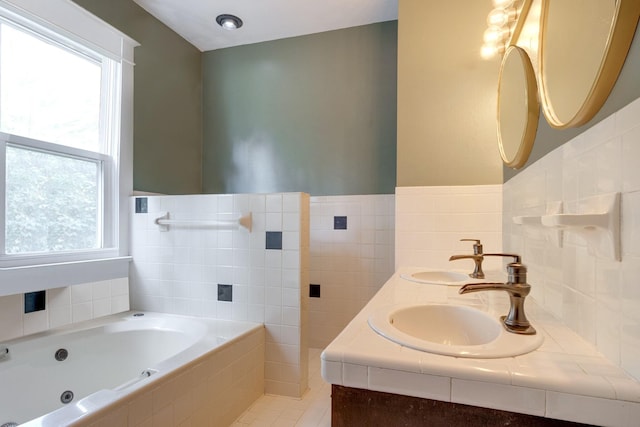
left=216, top=14, right=243, bottom=30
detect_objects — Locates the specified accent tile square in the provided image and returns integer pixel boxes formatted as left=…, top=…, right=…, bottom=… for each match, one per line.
left=135, top=197, right=148, bottom=213
left=218, top=284, right=233, bottom=302
left=309, top=284, right=321, bottom=298
left=24, top=290, right=46, bottom=313
left=266, top=231, right=283, bottom=250
left=334, top=216, right=347, bottom=230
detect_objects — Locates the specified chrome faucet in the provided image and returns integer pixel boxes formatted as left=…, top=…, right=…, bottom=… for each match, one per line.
left=449, top=239, right=485, bottom=279
left=459, top=254, right=536, bottom=335
left=0, top=346, right=8, bottom=361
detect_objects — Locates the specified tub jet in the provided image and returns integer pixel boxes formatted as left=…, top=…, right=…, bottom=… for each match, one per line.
left=55, top=348, right=68, bottom=361
left=60, top=390, right=74, bottom=404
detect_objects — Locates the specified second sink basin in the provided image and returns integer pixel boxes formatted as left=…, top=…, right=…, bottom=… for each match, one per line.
left=401, top=270, right=471, bottom=285
left=368, top=304, right=543, bottom=358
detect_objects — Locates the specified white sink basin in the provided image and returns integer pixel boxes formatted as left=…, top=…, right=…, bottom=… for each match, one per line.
left=368, top=304, right=543, bottom=358
left=401, top=270, right=471, bottom=285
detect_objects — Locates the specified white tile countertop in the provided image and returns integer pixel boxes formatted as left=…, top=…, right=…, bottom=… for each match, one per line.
left=321, top=268, right=640, bottom=427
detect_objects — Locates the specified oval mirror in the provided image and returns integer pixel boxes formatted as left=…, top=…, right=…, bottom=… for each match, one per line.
left=497, top=45, right=539, bottom=169
left=539, top=0, right=640, bottom=128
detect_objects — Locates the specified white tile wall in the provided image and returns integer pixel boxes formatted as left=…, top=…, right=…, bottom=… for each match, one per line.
left=309, top=195, right=395, bottom=348
left=395, top=185, right=503, bottom=271
left=0, top=278, right=130, bottom=342
left=504, top=97, right=640, bottom=382
left=129, top=192, right=310, bottom=397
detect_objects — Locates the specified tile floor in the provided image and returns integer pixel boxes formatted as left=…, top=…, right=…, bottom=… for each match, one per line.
left=231, top=348, right=331, bottom=427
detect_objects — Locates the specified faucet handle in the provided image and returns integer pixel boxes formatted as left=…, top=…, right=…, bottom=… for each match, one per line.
left=460, top=239, right=483, bottom=255
left=483, top=253, right=521, bottom=263
left=483, top=254, right=526, bottom=283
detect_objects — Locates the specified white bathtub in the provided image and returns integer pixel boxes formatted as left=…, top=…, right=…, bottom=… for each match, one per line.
left=0, top=311, right=264, bottom=426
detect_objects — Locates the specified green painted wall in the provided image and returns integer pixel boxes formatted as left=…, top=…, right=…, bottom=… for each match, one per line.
left=504, top=23, right=640, bottom=182
left=73, top=0, right=203, bottom=194
left=202, top=22, right=397, bottom=196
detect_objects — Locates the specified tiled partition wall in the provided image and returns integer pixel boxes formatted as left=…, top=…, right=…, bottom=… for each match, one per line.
left=309, top=195, right=395, bottom=348
left=0, top=279, right=129, bottom=342
left=503, top=97, right=640, bottom=381
left=395, top=185, right=503, bottom=272
left=129, top=193, right=310, bottom=397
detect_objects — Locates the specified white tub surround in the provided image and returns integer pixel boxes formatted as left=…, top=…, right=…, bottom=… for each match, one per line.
left=321, top=269, right=640, bottom=427
left=0, top=278, right=130, bottom=342
left=1, top=311, right=263, bottom=427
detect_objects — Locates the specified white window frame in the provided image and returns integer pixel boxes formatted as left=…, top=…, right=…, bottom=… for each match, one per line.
left=0, top=0, right=138, bottom=297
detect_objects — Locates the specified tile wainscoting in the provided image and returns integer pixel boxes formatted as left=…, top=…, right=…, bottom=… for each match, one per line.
left=395, top=185, right=503, bottom=272
left=504, top=97, right=640, bottom=381
left=309, top=195, right=395, bottom=348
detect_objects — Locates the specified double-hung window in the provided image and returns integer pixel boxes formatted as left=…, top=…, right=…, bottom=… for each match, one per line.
left=0, top=0, right=136, bottom=294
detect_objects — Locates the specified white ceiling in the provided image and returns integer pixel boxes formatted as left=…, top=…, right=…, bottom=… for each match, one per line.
left=132, top=0, right=398, bottom=52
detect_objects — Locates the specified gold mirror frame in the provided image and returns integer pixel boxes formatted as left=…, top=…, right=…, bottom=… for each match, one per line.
left=497, top=45, right=539, bottom=169
left=538, top=0, right=640, bottom=129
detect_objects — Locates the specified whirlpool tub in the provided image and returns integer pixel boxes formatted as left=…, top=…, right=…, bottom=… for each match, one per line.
left=0, top=311, right=264, bottom=426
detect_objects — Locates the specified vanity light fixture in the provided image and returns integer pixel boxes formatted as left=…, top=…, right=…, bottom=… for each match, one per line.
left=481, top=0, right=522, bottom=59
left=216, top=14, right=243, bottom=30
left=492, top=0, right=516, bottom=8
left=487, top=7, right=515, bottom=27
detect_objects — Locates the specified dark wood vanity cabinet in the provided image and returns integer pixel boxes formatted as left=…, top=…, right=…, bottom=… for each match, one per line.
left=331, top=385, right=596, bottom=427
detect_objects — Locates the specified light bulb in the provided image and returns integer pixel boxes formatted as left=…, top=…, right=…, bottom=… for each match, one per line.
left=480, top=43, right=500, bottom=59
left=483, top=26, right=507, bottom=44
left=492, top=0, right=514, bottom=7
left=487, top=8, right=509, bottom=27
left=222, top=19, right=237, bottom=30
left=480, top=40, right=506, bottom=60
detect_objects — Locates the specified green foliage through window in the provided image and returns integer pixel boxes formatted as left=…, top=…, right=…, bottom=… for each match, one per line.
left=5, top=146, right=100, bottom=254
